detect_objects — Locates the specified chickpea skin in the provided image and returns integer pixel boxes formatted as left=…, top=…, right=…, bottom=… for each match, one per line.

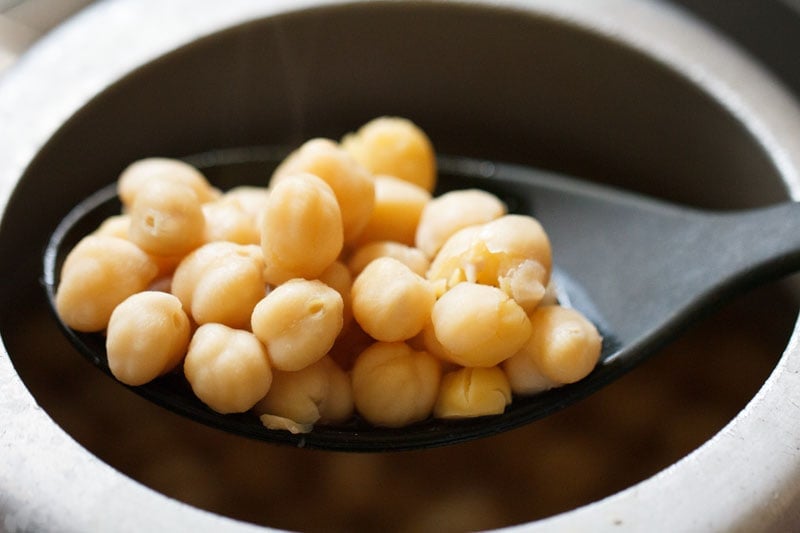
left=184, top=324, right=273, bottom=414
left=434, top=367, right=512, bottom=419
left=106, top=292, right=191, bottom=386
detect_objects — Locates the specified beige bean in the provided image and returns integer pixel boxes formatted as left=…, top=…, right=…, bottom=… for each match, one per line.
left=118, top=157, right=219, bottom=208
left=433, top=367, right=511, bottom=419
left=354, top=175, right=431, bottom=246
left=346, top=240, right=430, bottom=278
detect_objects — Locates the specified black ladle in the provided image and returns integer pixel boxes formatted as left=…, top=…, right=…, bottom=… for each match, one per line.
left=42, top=147, right=800, bottom=452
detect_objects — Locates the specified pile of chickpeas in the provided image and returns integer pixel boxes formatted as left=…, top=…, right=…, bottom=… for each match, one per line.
left=54, top=117, right=602, bottom=432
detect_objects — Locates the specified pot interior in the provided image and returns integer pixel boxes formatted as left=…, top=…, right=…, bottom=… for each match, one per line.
left=1, top=3, right=797, bottom=531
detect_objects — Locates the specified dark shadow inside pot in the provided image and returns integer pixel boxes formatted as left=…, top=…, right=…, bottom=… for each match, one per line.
left=1, top=3, right=797, bottom=531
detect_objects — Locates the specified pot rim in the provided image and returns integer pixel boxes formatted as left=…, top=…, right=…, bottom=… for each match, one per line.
left=2, top=1, right=800, bottom=531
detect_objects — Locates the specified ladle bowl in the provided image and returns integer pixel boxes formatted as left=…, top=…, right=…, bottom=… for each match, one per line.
left=42, top=147, right=800, bottom=451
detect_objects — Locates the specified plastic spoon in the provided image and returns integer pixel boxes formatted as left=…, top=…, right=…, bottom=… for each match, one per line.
left=42, top=147, right=800, bottom=452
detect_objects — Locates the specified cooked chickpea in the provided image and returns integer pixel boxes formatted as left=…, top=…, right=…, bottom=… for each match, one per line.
left=55, top=235, right=158, bottom=332
left=93, top=214, right=130, bottom=239
left=202, top=196, right=261, bottom=245
left=118, top=157, right=220, bottom=208
left=433, top=367, right=511, bottom=419
left=354, top=175, right=431, bottom=246
left=128, top=179, right=206, bottom=257
left=346, top=240, right=430, bottom=278
left=341, top=116, right=437, bottom=192
left=106, top=292, right=190, bottom=386
left=271, top=138, right=374, bottom=244
left=427, top=214, right=551, bottom=303
left=351, top=342, right=441, bottom=427
left=261, top=172, right=344, bottom=285
left=171, top=242, right=265, bottom=329
left=502, top=347, right=558, bottom=395
left=522, top=305, right=603, bottom=384
left=254, top=356, right=353, bottom=433
left=184, top=323, right=272, bottom=414
left=251, top=279, right=344, bottom=372
left=351, top=257, right=435, bottom=342
left=318, top=261, right=354, bottom=329
left=415, top=189, right=506, bottom=258
left=431, top=282, right=532, bottom=367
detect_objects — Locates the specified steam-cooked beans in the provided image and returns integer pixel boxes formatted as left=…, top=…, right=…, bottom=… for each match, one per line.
left=415, top=188, right=507, bottom=258
left=171, top=242, right=265, bottom=330
left=251, top=279, right=344, bottom=372
left=351, top=257, right=436, bottom=342
left=271, top=138, right=374, bottom=244
left=106, top=292, right=191, bottom=386
left=261, top=172, right=344, bottom=285
left=254, top=356, right=353, bottom=434
left=351, top=342, right=441, bottom=427
left=55, top=235, right=158, bottom=332
left=128, top=179, right=206, bottom=257
left=184, top=324, right=273, bottom=414
left=431, top=282, right=532, bottom=367
left=54, top=116, right=603, bottom=433
left=341, top=116, right=437, bottom=192
left=117, top=156, right=221, bottom=208
left=434, top=367, right=512, bottom=419
left=354, top=175, right=431, bottom=246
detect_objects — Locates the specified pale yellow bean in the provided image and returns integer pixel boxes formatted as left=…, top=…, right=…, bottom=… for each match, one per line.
left=271, top=139, right=374, bottom=244
left=318, top=260, right=354, bottom=329
left=415, top=189, right=506, bottom=258
left=55, top=235, right=158, bottom=332
left=341, top=116, right=437, bottom=192
left=502, top=348, right=558, bottom=395
left=351, top=342, right=441, bottom=427
left=202, top=197, right=261, bottom=245
left=354, top=175, right=431, bottom=246
left=351, top=257, right=435, bottom=342
left=128, top=179, right=206, bottom=257
left=106, top=292, right=190, bottom=386
left=251, top=279, right=344, bottom=371
left=118, top=157, right=219, bottom=208
left=346, top=240, right=430, bottom=278
left=254, top=356, right=353, bottom=433
left=261, top=173, right=343, bottom=285
left=184, top=324, right=272, bottom=414
left=523, top=305, right=603, bottom=384
left=171, top=241, right=265, bottom=329
left=433, top=367, right=511, bottom=419
left=430, top=282, right=531, bottom=367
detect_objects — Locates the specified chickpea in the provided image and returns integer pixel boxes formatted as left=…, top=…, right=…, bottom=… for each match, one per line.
left=271, top=139, right=374, bottom=244
left=118, top=157, right=220, bottom=208
left=318, top=261, right=354, bottom=329
left=351, top=257, right=435, bottom=342
left=202, top=197, right=261, bottom=245
left=254, top=356, right=353, bottom=433
left=427, top=215, right=551, bottom=304
left=106, top=292, right=190, bottom=386
left=221, top=186, right=270, bottom=220
left=171, top=241, right=265, bottom=329
left=522, top=305, right=603, bottom=384
left=354, top=175, right=431, bottom=246
left=128, top=179, right=206, bottom=257
left=431, top=282, right=531, bottom=367
left=346, top=240, right=430, bottom=278
left=93, top=214, right=130, bottom=239
left=502, top=347, right=558, bottom=395
left=251, top=279, right=344, bottom=372
left=351, top=342, right=441, bottom=428
left=341, top=116, right=437, bottom=192
left=184, top=323, right=272, bottom=414
left=261, top=173, right=344, bottom=285
left=55, top=235, right=158, bottom=332
left=415, top=189, right=506, bottom=258
left=433, top=367, right=511, bottom=419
